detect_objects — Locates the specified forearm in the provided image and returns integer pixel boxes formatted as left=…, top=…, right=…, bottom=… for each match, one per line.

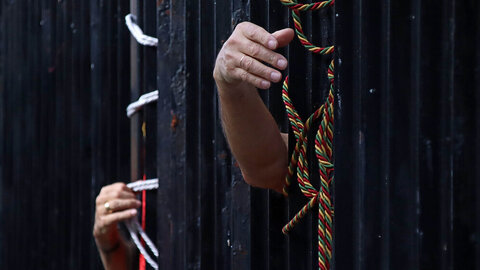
left=212, top=23, right=294, bottom=193
left=96, top=235, right=133, bottom=270
left=217, top=82, right=287, bottom=192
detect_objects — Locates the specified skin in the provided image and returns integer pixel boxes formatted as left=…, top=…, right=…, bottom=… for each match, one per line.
left=93, top=182, right=141, bottom=270
left=213, top=22, right=294, bottom=193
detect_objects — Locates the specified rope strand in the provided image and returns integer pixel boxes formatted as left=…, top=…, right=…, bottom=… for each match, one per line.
left=279, top=2, right=335, bottom=269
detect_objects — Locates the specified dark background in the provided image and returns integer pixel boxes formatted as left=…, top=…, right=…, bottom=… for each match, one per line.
left=0, top=0, right=479, bottom=269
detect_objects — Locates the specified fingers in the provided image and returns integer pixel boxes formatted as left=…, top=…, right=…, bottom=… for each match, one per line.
left=214, top=22, right=292, bottom=90
left=272, top=28, right=295, bottom=48
left=95, top=182, right=135, bottom=205
left=93, top=182, right=141, bottom=238
left=236, top=37, right=288, bottom=71
left=100, top=209, right=138, bottom=227
left=237, top=53, right=283, bottom=84
left=232, top=67, right=271, bottom=89
left=102, top=198, right=141, bottom=215
left=238, top=22, right=279, bottom=50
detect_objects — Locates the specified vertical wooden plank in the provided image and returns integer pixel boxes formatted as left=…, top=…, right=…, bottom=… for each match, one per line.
left=130, top=0, right=141, bottom=182
left=195, top=0, right=217, bottom=268
left=379, top=0, right=391, bottom=269
left=333, top=0, right=354, bottom=267
left=0, top=0, right=4, bottom=262
left=476, top=0, right=480, bottom=268
left=408, top=0, right=421, bottom=268
left=89, top=0, right=104, bottom=267
left=185, top=0, right=203, bottom=268
left=249, top=2, right=271, bottom=269
left=156, top=0, right=188, bottom=269
left=451, top=1, right=477, bottom=269
left=213, top=0, right=233, bottom=269
left=439, top=0, right=455, bottom=268
left=229, top=1, right=252, bottom=269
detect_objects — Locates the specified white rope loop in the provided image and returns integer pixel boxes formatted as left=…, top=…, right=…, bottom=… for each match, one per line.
left=125, top=220, right=159, bottom=269
left=126, top=90, right=159, bottom=118
left=125, top=179, right=159, bottom=269
left=125, top=14, right=158, bottom=47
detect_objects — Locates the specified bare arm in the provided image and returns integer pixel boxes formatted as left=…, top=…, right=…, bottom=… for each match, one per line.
left=93, top=183, right=141, bottom=270
left=213, top=22, right=294, bottom=193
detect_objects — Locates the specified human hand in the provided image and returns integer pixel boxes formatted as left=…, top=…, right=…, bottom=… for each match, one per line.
left=213, top=22, right=294, bottom=91
left=93, top=182, right=140, bottom=252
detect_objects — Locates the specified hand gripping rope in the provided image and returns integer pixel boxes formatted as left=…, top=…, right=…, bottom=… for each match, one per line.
left=125, top=14, right=158, bottom=47
left=279, top=1, right=335, bottom=270
left=125, top=179, right=159, bottom=270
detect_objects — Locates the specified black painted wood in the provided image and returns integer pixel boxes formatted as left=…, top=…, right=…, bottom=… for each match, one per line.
left=1, top=0, right=479, bottom=269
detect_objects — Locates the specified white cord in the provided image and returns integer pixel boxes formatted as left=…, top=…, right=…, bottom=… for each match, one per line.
left=125, top=14, right=158, bottom=47
left=124, top=179, right=160, bottom=269
left=125, top=220, right=159, bottom=269
left=127, top=178, right=159, bottom=192
left=126, top=90, right=159, bottom=118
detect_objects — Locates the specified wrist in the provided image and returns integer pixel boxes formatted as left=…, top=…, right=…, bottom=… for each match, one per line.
left=98, top=239, right=121, bottom=254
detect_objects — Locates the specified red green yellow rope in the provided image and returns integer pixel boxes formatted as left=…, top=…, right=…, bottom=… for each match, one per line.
left=280, top=0, right=334, bottom=11
left=279, top=1, right=335, bottom=270
left=291, top=9, right=334, bottom=55
left=281, top=61, right=334, bottom=270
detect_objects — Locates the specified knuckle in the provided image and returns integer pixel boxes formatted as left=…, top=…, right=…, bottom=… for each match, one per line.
left=248, top=44, right=260, bottom=57
left=255, top=77, right=263, bottom=87
left=224, top=50, right=234, bottom=62
left=113, top=190, right=121, bottom=198
left=225, top=37, right=237, bottom=48
left=269, top=54, right=276, bottom=64
left=250, top=27, right=261, bottom=39
left=243, top=58, right=254, bottom=71
left=240, top=70, right=249, bottom=82
left=225, top=64, right=235, bottom=74
left=236, top=21, right=249, bottom=31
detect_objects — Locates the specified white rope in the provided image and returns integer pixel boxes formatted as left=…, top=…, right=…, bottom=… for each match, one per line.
left=124, top=179, right=160, bottom=269
left=127, top=178, right=159, bottom=192
left=125, top=220, right=159, bottom=269
left=126, top=90, right=159, bottom=118
left=125, top=14, right=158, bottom=47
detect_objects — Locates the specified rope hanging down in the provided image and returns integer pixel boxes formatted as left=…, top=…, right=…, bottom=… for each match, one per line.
left=126, top=90, right=159, bottom=118
left=125, top=179, right=159, bottom=270
left=279, top=1, right=335, bottom=270
left=125, top=14, right=158, bottom=47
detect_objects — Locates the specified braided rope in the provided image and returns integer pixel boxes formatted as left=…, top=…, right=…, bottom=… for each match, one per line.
left=127, top=178, right=159, bottom=192
left=125, top=179, right=159, bottom=270
left=292, top=10, right=334, bottom=55
left=125, top=220, right=159, bottom=270
left=282, top=61, right=335, bottom=270
left=279, top=2, right=335, bottom=270
left=126, top=90, right=159, bottom=118
left=125, top=14, right=158, bottom=47
left=280, top=0, right=334, bottom=11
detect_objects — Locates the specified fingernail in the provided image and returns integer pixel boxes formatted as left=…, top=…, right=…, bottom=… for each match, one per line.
left=135, top=200, right=141, bottom=206
left=130, top=209, right=137, bottom=215
left=261, top=80, right=271, bottom=89
left=277, top=59, right=287, bottom=69
left=271, top=72, right=281, bottom=81
left=267, top=39, right=277, bottom=49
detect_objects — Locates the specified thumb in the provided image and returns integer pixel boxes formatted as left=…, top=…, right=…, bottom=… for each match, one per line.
left=272, top=28, right=295, bottom=48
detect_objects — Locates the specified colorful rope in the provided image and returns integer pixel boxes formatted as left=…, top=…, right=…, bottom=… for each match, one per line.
left=280, top=1, right=335, bottom=270
left=280, top=0, right=334, bottom=11
left=281, top=62, right=334, bottom=270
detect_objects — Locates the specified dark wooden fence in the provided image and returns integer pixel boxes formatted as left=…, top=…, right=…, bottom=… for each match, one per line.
left=1, top=0, right=479, bottom=269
